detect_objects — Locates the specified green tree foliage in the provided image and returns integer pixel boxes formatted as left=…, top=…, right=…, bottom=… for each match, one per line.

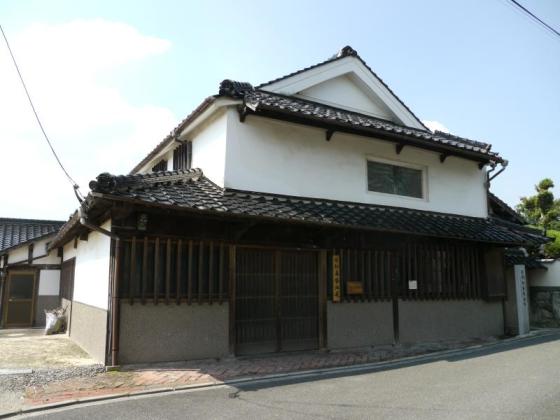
left=544, top=230, right=560, bottom=259
left=517, top=178, right=560, bottom=258
left=516, top=178, right=560, bottom=229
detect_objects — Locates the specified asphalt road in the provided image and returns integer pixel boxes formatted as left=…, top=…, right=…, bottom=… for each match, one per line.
left=27, top=333, right=560, bottom=419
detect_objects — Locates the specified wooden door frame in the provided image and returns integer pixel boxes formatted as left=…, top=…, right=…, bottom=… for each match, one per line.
left=229, top=245, right=327, bottom=356
left=2, top=269, right=38, bottom=328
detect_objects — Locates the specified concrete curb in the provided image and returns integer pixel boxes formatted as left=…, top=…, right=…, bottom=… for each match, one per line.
left=2, top=329, right=558, bottom=418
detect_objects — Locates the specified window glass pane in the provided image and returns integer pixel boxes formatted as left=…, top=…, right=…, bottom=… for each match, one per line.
left=367, top=161, right=395, bottom=194
left=9, top=274, right=34, bottom=299
left=367, top=160, right=423, bottom=198
left=395, top=166, right=423, bottom=198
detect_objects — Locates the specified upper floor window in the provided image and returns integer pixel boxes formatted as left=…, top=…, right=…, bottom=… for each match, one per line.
left=173, top=142, right=192, bottom=170
left=152, top=159, right=167, bottom=172
left=367, top=159, right=424, bottom=199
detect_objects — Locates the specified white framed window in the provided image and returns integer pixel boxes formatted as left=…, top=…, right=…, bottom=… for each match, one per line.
left=366, top=157, right=426, bottom=199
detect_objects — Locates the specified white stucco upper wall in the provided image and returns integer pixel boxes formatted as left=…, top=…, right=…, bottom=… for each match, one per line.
left=190, top=110, right=227, bottom=187
left=224, top=110, right=488, bottom=218
left=62, top=219, right=112, bottom=310
left=529, top=260, right=560, bottom=287
left=297, top=74, right=394, bottom=120
left=38, top=269, right=60, bottom=296
left=5, top=235, right=60, bottom=265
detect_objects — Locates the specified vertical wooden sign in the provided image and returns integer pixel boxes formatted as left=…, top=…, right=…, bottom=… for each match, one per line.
left=332, top=254, right=341, bottom=302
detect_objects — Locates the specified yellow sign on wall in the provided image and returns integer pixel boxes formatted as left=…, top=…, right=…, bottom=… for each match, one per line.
left=332, top=255, right=341, bottom=302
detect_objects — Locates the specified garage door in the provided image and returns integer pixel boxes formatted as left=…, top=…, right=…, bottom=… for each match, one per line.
left=235, top=248, right=319, bottom=355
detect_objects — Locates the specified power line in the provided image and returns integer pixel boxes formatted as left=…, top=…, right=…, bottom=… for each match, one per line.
left=0, top=24, right=84, bottom=202
left=507, top=0, right=560, bottom=39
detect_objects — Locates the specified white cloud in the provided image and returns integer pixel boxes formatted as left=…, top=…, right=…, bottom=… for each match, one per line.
left=0, top=19, right=177, bottom=220
left=422, top=120, right=450, bottom=134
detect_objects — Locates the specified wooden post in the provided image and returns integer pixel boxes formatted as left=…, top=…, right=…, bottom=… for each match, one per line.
left=198, top=241, right=204, bottom=304
left=176, top=240, right=182, bottom=305
left=218, top=243, right=224, bottom=304
left=165, top=238, right=171, bottom=305
left=187, top=240, right=193, bottom=304
left=141, top=237, right=148, bottom=305
left=154, top=237, right=160, bottom=305
left=129, top=237, right=136, bottom=305
left=208, top=241, right=214, bottom=304
left=318, top=250, right=327, bottom=349
left=111, top=238, right=122, bottom=366
left=228, top=245, right=236, bottom=355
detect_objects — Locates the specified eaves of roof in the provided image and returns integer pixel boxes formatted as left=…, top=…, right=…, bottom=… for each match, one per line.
left=53, top=169, right=547, bottom=248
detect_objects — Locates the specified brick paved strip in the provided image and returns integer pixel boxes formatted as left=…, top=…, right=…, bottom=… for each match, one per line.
left=23, top=335, right=511, bottom=407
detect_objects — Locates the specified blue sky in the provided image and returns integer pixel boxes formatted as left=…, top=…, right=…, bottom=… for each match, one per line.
left=0, top=0, right=559, bottom=219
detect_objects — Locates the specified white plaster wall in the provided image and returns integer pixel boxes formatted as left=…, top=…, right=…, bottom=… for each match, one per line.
left=7, top=246, right=28, bottom=264
left=137, top=110, right=228, bottom=187
left=297, top=74, right=394, bottom=120
left=190, top=110, right=227, bottom=187
left=5, top=236, right=60, bottom=265
left=38, top=269, right=60, bottom=296
left=62, top=220, right=112, bottom=310
left=529, top=260, right=560, bottom=287
left=225, top=111, right=488, bottom=217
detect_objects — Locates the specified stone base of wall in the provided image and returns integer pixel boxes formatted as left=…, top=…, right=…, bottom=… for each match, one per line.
left=34, top=296, right=60, bottom=327
left=119, top=303, right=229, bottom=364
left=69, top=301, right=107, bottom=363
left=530, top=287, right=560, bottom=327
left=327, top=302, right=393, bottom=349
left=399, top=300, right=504, bottom=343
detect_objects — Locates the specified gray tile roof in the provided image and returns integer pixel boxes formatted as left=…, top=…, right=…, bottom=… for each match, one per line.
left=0, top=218, right=65, bottom=253
left=235, top=87, right=500, bottom=161
left=88, top=169, right=545, bottom=246
left=505, top=248, right=547, bottom=269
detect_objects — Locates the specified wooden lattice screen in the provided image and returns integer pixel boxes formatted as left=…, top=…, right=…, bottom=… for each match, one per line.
left=118, top=238, right=229, bottom=305
left=326, top=242, right=483, bottom=302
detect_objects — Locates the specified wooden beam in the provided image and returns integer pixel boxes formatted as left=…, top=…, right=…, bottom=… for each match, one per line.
left=239, top=106, right=248, bottom=123
left=396, top=144, right=405, bottom=155
left=326, top=129, right=335, bottom=141
left=439, top=153, right=449, bottom=163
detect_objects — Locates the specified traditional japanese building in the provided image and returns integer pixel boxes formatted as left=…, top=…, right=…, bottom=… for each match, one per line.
left=49, top=46, right=546, bottom=365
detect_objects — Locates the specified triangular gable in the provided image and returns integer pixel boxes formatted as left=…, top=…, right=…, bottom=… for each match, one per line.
left=296, top=74, right=395, bottom=121
left=258, top=46, right=426, bottom=130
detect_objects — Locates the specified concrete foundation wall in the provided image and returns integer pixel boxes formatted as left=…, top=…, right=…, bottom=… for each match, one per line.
left=327, top=302, right=394, bottom=349
left=399, top=300, right=503, bottom=343
left=119, top=303, right=229, bottom=364
left=69, top=301, right=107, bottom=363
left=34, top=295, right=60, bottom=327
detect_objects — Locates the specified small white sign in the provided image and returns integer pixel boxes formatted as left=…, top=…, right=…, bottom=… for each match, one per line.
left=408, top=280, right=418, bottom=290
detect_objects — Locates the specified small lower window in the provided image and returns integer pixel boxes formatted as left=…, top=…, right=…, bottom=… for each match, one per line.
left=367, top=160, right=423, bottom=198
